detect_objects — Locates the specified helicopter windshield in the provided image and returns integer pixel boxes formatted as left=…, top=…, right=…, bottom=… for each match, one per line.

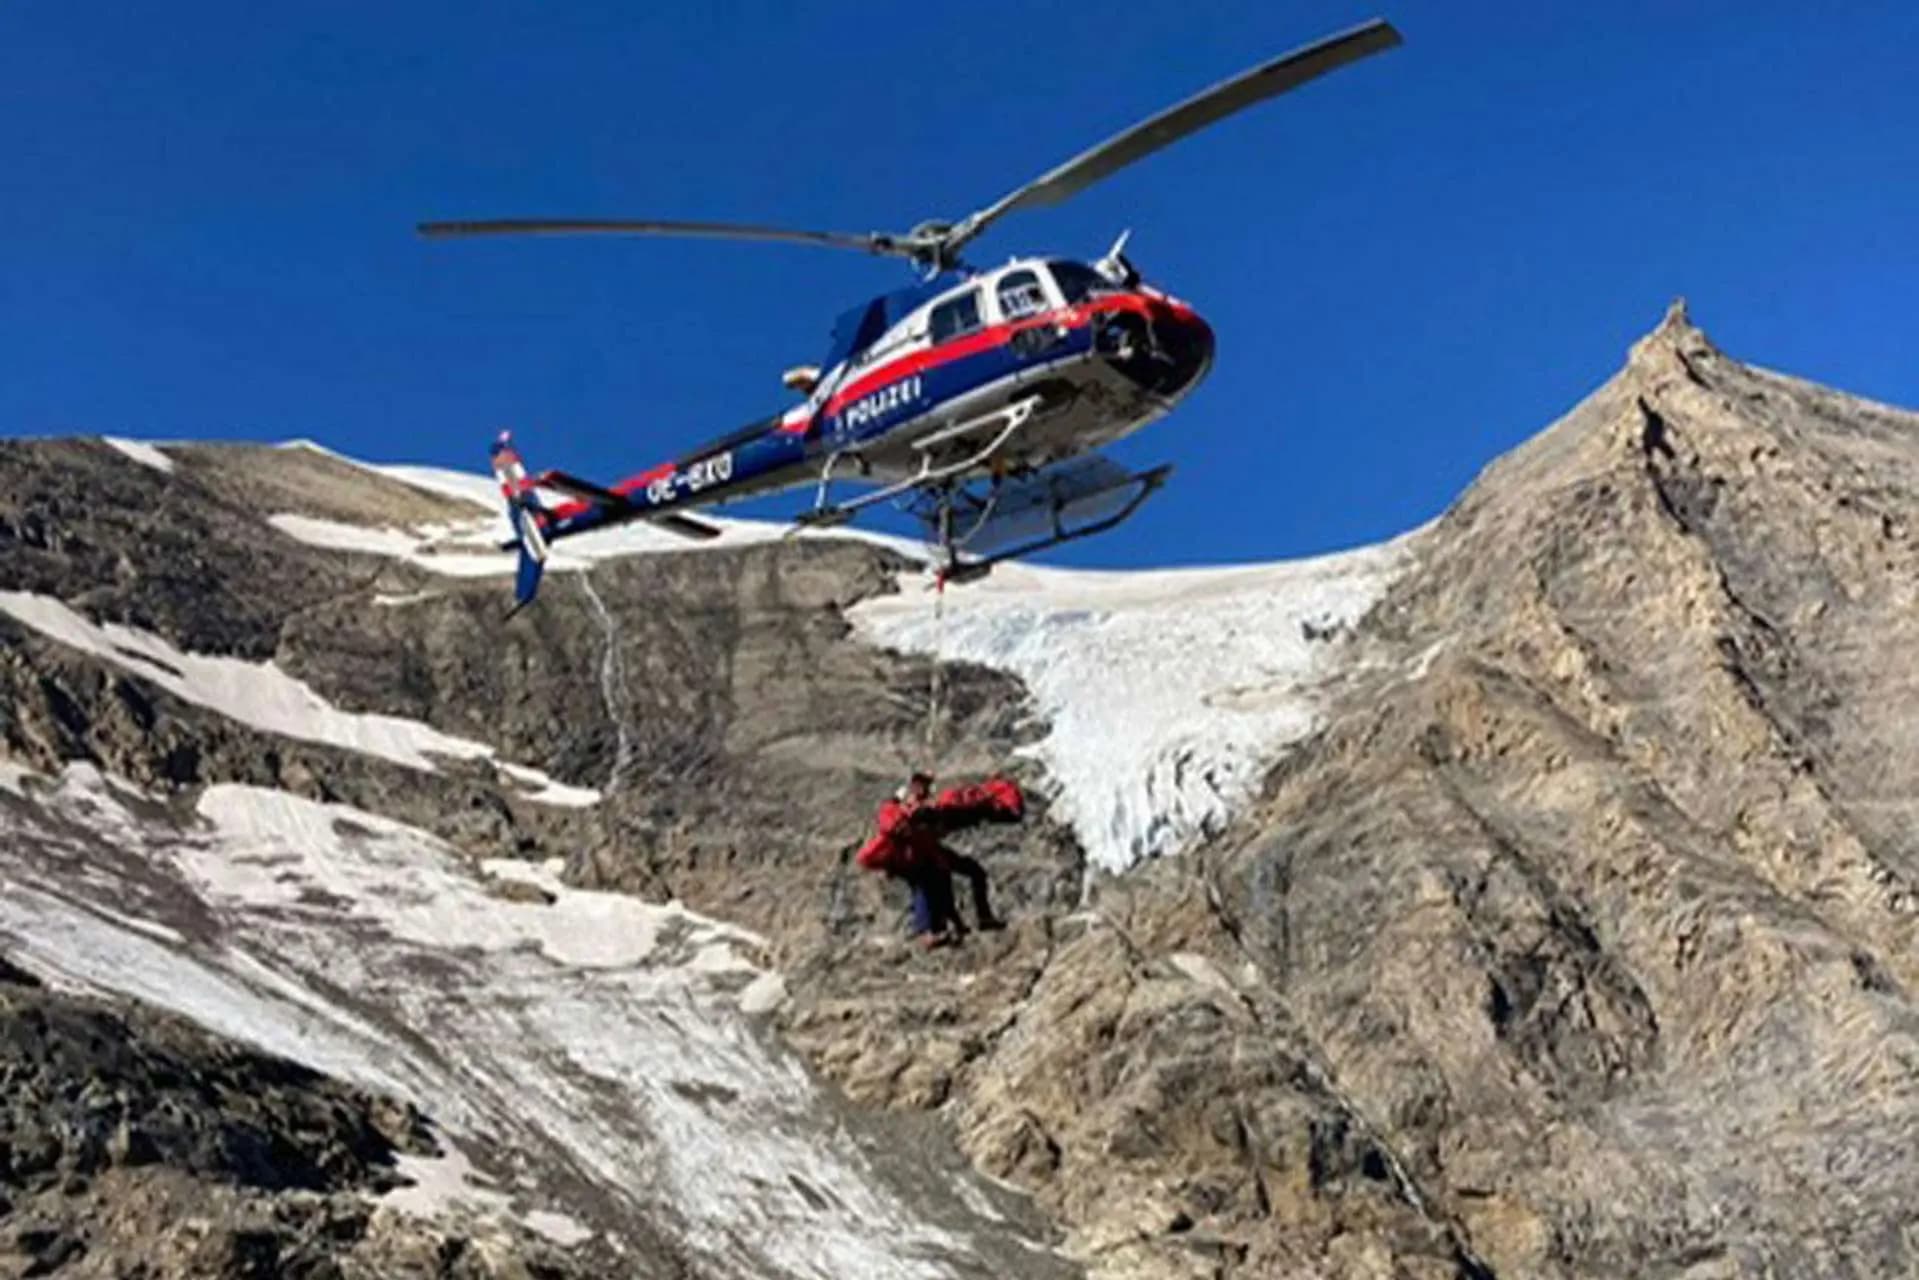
left=1047, top=260, right=1118, bottom=304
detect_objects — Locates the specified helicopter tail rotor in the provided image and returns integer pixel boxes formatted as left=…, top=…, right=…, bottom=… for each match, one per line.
left=488, top=432, right=550, bottom=613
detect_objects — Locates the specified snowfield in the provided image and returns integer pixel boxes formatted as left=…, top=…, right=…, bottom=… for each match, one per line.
left=850, top=543, right=1420, bottom=874
left=0, top=764, right=1061, bottom=1279
left=0, top=590, right=599, bottom=806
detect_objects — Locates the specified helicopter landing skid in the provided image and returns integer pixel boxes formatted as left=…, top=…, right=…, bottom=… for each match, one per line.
left=933, top=461, right=1173, bottom=587
left=788, top=395, right=1042, bottom=535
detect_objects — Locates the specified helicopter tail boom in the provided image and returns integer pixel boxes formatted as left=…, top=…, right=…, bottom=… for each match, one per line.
left=488, top=431, right=732, bottom=613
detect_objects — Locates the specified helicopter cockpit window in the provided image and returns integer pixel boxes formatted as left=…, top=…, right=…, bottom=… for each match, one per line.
left=995, top=269, right=1048, bottom=320
left=1047, top=260, right=1115, bottom=305
left=928, top=290, right=983, bottom=344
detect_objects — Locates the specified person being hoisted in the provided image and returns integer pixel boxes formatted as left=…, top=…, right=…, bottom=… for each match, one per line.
left=855, top=769, right=1023, bottom=949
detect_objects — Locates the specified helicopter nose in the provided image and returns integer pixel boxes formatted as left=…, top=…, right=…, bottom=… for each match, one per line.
left=1153, top=303, right=1215, bottom=398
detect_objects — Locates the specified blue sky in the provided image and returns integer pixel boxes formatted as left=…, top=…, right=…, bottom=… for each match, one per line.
left=4, top=2, right=1915, bottom=566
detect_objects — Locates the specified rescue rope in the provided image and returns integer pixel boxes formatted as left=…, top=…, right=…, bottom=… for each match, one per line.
left=923, top=491, right=953, bottom=767
left=924, top=570, right=947, bottom=764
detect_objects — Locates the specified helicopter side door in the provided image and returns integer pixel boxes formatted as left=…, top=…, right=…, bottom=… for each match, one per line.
left=826, top=306, right=935, bottom=448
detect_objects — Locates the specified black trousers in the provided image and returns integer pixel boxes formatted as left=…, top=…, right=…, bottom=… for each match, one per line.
left=908, top=853, right=992, bottom=934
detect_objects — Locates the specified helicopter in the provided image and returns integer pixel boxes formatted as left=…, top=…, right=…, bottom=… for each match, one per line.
left=420, top=18, right=1402, bottom=610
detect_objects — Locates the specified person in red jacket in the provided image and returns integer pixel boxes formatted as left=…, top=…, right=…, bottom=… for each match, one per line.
left=857, top=770, right=1015, bottom=948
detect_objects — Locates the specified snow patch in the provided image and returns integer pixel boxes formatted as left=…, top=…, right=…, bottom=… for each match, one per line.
left=276, top=437, right=351, bottom=459
left=384, top=1146, right=515, bottom=1226
left=383, top=1144, right=592, bottom=1246
left=267, top=513, right=518, bottom=577
left=102, top=436, right=175, bottom=473
left=197, top=792, right=662, bottom=970
left=0, top=592, right=598, bottom=805
left=496, top=762, right=601, bottom=808
left=851, top=537, right=1419, bottom=874
left=0, top=876, right=418, bottom=1099
left=0, top=591, right=488, bottom=772
left=523, top=1208, right=597, bottom=1248
left=0, top=760, right=41, bottom=798
left=739, top=969, right=788, bottom=1015
left=0, top=766, right=1024, bottom=1279
left=267, top=514, right=422, bottom=558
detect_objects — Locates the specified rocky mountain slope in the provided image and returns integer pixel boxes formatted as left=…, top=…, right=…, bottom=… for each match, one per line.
left=0, top=444, right=1074, bottom=1279
left=0, top=955, right=597, bottom=1279
left=2, top=304, right=1916, bottom=1278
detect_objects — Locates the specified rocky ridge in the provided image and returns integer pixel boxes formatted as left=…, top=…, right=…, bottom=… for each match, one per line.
left=880, top=303, right=1919, bottom=1278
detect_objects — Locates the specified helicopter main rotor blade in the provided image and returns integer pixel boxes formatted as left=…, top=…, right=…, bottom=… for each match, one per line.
left=947, top=18, right=1401, bottom=254
left=416, top=217, right=913, bottom=257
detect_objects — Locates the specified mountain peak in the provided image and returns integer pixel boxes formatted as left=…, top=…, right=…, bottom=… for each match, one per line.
left=1655, top=293, right=1694, bottom=337
left=1625, top=293, right=1718, bottom=383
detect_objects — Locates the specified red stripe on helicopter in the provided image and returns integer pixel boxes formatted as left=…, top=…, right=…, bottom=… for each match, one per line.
left=821, top=293, right=1158, bottom=418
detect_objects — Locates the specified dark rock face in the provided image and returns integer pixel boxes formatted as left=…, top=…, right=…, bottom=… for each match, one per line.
left=0, top=975, right=431, bottom=1195
left=3, top=306, right=1918, bottom=1278
left=0, top=963, right=594, bottom=1279
left=3, top=1167, right=612, bottom=1280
